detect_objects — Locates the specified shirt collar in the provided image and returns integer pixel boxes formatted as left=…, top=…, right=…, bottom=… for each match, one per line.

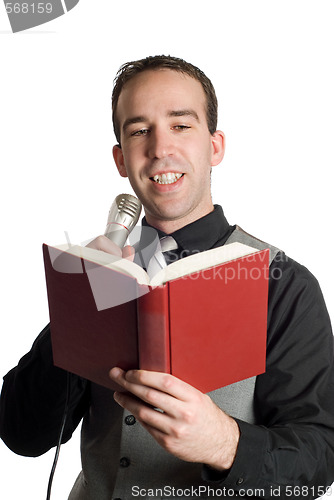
left=141, top=205, right=232, bottom=253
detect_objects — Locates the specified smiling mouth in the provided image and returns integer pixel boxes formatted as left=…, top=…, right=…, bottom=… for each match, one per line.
left=150, top=173, right=184, bottom=185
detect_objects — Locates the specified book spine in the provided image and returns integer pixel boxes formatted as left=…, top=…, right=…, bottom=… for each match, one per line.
left=137, top=284, right=171, bottom=373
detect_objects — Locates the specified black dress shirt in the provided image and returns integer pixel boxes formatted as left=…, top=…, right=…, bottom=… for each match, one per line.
left=1, top=205, right=334, bottom=499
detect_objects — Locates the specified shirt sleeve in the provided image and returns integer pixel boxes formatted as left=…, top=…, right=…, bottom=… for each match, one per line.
left=203, top=252, right=334, bottom=499
left=0, top=324, right=90, bottom=457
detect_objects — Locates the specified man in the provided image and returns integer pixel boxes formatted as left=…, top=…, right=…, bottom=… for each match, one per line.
left=1, top=55, right=334, bottom=499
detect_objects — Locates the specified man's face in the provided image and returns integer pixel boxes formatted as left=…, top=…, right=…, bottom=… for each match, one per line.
left=113, top=69, right=225, bottom=231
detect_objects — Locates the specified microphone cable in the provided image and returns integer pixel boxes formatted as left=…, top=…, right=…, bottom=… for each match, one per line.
left=46, top=371, right=71, bottom=500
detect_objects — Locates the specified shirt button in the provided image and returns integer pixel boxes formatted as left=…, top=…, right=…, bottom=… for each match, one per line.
left=236, top=477, right=244, bottom=485
left=120, top=457, right=130, bottom=468
left=124, top=414, right=136, bottom=425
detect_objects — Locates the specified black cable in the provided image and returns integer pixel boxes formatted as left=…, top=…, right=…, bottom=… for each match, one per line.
left=46, top=371, right=71, bottom=500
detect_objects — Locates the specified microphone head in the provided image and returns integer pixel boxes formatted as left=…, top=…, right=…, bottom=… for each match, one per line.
left=104, top=194, right=142, bottom=247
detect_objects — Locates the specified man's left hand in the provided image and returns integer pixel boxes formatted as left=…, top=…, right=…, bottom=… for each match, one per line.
left=109, top=367, right=240, bottom=471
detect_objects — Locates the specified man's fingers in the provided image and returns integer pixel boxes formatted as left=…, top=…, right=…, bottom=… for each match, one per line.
left=110, top=368, right=173, bottom=413
left=126, top=369, right=199, bottom=401
left=86, top=236, right=135, bottom=261
left=109, top=368, right=199, bottom=405
left=86, top=235, right=122, bottom=256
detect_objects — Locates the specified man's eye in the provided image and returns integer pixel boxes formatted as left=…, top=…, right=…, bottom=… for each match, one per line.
left=174, top=125, right=191, bottom=131
left=131, top=129, right=149, bottom=136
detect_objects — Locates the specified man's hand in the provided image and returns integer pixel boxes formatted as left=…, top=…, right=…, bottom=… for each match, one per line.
left=109, top=367, right=240, bottom=471
left=86, top=235, right=134, bottom=261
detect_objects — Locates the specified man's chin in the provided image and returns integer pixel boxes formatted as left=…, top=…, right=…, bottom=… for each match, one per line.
left=143, top=203, right=201, bottom=231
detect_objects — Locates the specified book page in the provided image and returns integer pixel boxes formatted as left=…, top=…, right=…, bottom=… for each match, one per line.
left=51, top=242, right=259, bottom=287
left=51, top=244, right=151, bottom=285
left=150, top=242, right=258, bottom=286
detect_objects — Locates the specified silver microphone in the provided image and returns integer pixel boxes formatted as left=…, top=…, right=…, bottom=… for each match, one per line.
left=104, top=194, right=142, bottom=248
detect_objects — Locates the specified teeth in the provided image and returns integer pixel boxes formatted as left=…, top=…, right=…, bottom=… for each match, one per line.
left=152, top=173, right=183, bottom=184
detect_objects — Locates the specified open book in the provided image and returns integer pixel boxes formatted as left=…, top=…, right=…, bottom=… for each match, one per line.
left=43, top=241, right=269, bottom=393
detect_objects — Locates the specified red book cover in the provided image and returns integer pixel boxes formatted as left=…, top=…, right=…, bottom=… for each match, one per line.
left=43, top=244, right=269, bottom=393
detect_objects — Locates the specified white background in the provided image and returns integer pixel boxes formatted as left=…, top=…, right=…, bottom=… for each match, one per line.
left=0, top=1, right=333, bottom=498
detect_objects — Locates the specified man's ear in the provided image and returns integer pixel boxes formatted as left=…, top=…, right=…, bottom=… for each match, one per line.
left=113, top=144, right=128, bottom=178
left=210, top=130, right=226, bottom=167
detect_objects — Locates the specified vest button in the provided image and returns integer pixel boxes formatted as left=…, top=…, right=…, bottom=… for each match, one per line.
left=236, top=477, right=244, bottom=485
left=120, top=456, right=130, bottom=468
left=125, top=414, right=136, bottom=425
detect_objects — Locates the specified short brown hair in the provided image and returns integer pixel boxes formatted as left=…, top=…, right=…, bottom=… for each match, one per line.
left=112, top=55, right=218, bottom=145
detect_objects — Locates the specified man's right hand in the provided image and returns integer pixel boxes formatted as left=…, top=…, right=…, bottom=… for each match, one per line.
left=86, top=235, right=135, bottom=261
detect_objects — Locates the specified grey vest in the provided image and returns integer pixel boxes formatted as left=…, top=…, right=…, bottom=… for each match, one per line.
left=68, top=227, right=280, bottom=500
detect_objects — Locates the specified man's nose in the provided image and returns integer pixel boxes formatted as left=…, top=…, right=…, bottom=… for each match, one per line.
left=148, top=127, right=173, bottom=159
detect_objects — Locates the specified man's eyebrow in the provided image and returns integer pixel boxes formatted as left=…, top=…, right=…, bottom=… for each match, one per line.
left=168, top=109, right=200, bottom=121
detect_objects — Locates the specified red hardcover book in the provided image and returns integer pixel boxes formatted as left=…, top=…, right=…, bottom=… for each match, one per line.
left=43, top=242, right=269, bottom=393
